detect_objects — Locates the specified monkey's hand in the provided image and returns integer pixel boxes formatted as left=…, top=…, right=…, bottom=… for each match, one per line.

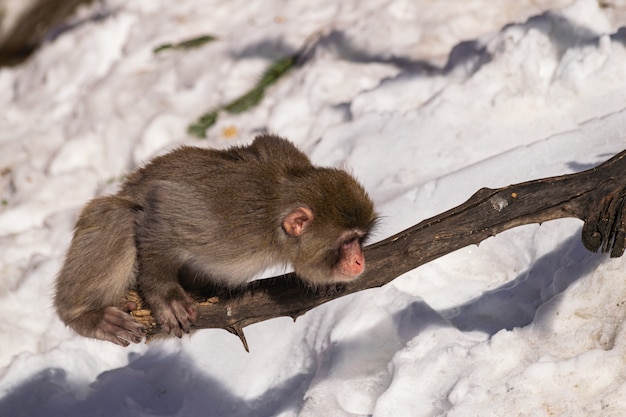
left=149, top=288, right=197, bottom=338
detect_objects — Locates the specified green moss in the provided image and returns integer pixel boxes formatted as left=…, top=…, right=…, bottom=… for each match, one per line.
left=153, top=34, right=217, bottom=54
left=187, top=110, right=219, bottom=137
left=187, top=54, right=299, bottom=138
left=258, top=56, right=296, bottom=88
left=223, top=88, right=265, bottom=114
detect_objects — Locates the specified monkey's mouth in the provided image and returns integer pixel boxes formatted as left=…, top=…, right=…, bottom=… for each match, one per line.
left=330, top=269, right=365, bottom=283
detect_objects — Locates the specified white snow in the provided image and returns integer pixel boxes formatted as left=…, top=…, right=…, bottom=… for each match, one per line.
left=2, top=0, right=626, bottom=415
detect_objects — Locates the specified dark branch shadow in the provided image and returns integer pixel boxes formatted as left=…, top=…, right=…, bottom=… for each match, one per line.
left=566, top=153, right=620, bottom=172
left=441, top=228, right=606, bottom=335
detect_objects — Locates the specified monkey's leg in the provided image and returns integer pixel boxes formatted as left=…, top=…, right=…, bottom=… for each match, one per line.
left=54, top=196, right=146, bottom=346
left=135, top=250, right=197, bottom=338
left=134, top=184, right=197, bottom=338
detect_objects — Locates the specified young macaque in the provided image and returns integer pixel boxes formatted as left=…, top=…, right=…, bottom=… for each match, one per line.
left=55, top=134, right=377, bottom=346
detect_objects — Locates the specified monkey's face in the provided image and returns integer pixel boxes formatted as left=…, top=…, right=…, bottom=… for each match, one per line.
left=293, top=227, right=371, bottom=287
left=279, top=167, right=378, bottom=287
left=329, top=230, right=368, bottom=279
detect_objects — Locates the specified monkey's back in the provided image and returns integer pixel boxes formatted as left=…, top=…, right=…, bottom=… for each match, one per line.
left=119, top=138, right=314, bottom=286
left=121, top=135, right=312, bottom=203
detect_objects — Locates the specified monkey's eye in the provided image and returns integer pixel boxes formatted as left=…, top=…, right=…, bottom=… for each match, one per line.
left=341, top=237, right=359, bottom=250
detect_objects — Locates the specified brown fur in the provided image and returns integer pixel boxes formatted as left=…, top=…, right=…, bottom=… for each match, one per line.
left=54, top=135, right=377, bottom=345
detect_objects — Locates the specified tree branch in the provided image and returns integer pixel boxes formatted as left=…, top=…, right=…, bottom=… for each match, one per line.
left=130, top=149, right=626, bottom=349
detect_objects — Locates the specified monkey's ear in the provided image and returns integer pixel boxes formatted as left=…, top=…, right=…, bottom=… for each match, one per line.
left=283, top=207, right=314, bottom=237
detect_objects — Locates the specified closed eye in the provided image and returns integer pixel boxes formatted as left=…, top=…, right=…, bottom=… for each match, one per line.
left=342, top=237, right=359, bottom=250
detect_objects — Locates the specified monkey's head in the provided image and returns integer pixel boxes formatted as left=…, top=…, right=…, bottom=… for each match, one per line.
left=281, top=168, right=378, bottom=286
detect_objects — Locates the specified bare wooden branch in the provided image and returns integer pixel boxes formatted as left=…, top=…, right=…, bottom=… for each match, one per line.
left=131, top=149, right=626, bottom=348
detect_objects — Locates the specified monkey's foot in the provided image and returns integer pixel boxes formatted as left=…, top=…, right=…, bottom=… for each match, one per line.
left=99, top=303, right=147, bottom=346
left=71, top=303, right=146, bottom=347
left=151, top=292, right=197, bottom=338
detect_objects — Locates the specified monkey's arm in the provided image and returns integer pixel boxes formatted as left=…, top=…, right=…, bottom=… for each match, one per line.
left=130, top=149, right=626, bottom=351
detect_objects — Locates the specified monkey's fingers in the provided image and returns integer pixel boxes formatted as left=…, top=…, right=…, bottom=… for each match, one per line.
left=157, top=299, right=196, bottom=338
left=99, top=306, right=147, bottom=346
left=120, top=301, right=138, bottom=313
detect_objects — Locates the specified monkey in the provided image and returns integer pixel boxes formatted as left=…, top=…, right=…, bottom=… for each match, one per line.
left=54, top=134, right=377, bottom=346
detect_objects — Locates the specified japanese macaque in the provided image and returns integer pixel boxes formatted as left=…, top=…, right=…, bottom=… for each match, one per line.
left=54, top=134, right=377, bottom=346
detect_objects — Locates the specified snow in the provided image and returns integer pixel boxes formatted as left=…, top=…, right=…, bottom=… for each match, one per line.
left=1, top=0, right=626, bottom=415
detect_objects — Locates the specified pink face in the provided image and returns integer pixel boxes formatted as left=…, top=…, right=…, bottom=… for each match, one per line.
left=282, top=206, right=373, bottom=285
left=333, top=231, right=367, bottom=281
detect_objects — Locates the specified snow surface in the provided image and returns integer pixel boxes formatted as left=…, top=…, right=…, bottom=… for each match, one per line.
left=2, top=0, right=626, bottom=416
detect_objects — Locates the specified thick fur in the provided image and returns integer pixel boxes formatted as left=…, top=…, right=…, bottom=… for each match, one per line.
left=55, top=135, right=377, bottom=345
